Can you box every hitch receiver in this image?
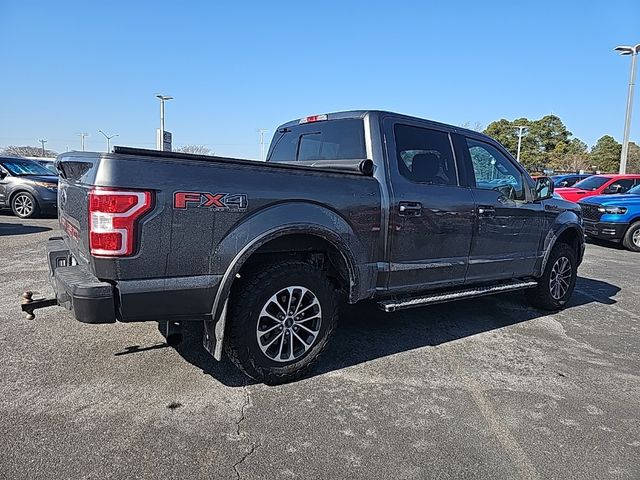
[21,291,58,320]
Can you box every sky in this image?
[0,0,639,159]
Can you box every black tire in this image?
[224,260,339,384]
[11,192,40,219]
[622,221,640,252]
[526,243,577,311]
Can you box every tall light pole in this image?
[615,44,640,174]
[156,94,173,151]
[257,129,268,161]
[38,139,47,156]
[98,130,119,152]
[515,125,527,163]
[77,133,88,151]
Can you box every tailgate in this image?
[56,153,98,265]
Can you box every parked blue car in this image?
[579,183,640,251]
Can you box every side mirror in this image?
[0,170,6,180]
[534,177,554,201]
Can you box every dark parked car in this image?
[551,173,591,188]
[23,110,584,383]
[0,157,58,218]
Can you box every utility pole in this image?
[98,130,119,152]
[38,139,47,156]
[515,125,527,163]
[614,44,640,174]
[257,129,268,161]
[156,94,173,151]
[77,133,88,151]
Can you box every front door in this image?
[385,120,475,292]
[459,135,542,283]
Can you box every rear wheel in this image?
[526,243,577,310]
[622,221,640,252]
[225,260,339,384]
[11,192,40,219]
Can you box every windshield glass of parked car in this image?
[572,176,610,191]
[626,184,640,195]
[0,160,53,176]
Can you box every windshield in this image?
[627,184,640,195]
[573,176,610,191]
[1,159,54,176]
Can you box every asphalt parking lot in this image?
[1,213,639,480]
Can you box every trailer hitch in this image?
[21,291,58,320]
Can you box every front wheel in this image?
[526,243,577,310]
[622,221,640,252]
[225,260,339,384]
[11,192,40,219]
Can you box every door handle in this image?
[399,201,422,216]
[477,205,496,217]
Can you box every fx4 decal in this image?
[174,191,248,211]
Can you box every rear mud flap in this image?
[203,299,228,361]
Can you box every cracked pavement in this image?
[1,213,639,479]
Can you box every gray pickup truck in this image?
[24,110,584,383]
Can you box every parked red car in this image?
[555,174,640,203]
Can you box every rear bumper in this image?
[583,220,628,241]
[47,237,116,323]
[47,237,221,324]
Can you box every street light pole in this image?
[615,44,640,174]
[257,129,268,161]
[38,139,47,156]
[515,125,527,163]
[98,130,119,152]
[77,133,88,151]
[156,94,173,151]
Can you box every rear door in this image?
[384,118,475,292]
[457,134,542,282]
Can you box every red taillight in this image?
[88,188,153,257]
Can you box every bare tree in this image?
[1,145,59,158]
[460,121,484,132]
[173,145,214,156]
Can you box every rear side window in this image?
[268,119,366,163]
[394,124,457,186]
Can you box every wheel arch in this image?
[539,223,584,275]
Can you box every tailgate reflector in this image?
[88,188,152,257]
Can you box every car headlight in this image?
[598,206,627,214]
[33,181,58,191]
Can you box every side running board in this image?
[378,280,538,313]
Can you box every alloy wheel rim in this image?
[633,229,640,247]
[14,195,33,217]
[256,286,322,363]
[549,256,572,300]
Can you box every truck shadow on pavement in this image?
[0,222,52,236]
[168,275,620,387]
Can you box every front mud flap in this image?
[203,299,228,361]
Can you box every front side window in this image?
[268,119,366,163]
[466,138,524,201]
[605,178,635,194]
[394,124,457,186]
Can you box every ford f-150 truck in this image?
[23,111,585,383]
[579,183,640,251]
